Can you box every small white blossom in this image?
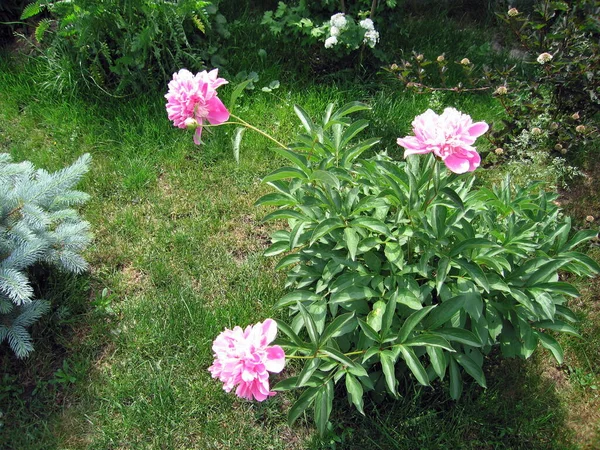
[537,52,553,64]
[330,26,340,37]
[363,30,379,48]
[508,7,519,17]
[330,13,347,30]
[324,36,338,49]
[359,18,374,31]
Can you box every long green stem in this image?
[229,113,289,149]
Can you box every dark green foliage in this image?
[23,0,229,94]
[0,153,92,357]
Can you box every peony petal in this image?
[193,124,203,145]
[264,346,286,373]
[468,121,489,137]
[444,153,473,174]
[261,319,278,345]
[206,96,230,125]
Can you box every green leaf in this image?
[255,192,296,207]
[561,229,598,251]
[367,301,386,332]
[297,301,320,343]
[380,350,398,396]
[274,319,306,348]
[449,357,463,400]
[526,259,568,286]
[330,285,379,305]
[262,167,308,183]
[320,346,366,375]
[427,346,447,379]
[449,238,497,258]
[264,241,289,257]
[341,138,381,166]
[382,291,397,336]
[399,345,430,386]
[262,209,309,222]
[530,282,580,297]
[535,331,564,364]
[294,104,316,134]
[340,119,370,148]
[345,373,365,415]
[358,319,381,342]
[533,319,581,338]
[454,259,490,292]
[423,295,468,330]
[310,217,345,244]
[404,333,455,352]
[350,217,391,237]
[229,79,253,111]
[398,306,435,342]
[440,187,465,211]
[270,147,309,173]
[297,358,321,387]
[320,313,356,343]
[274,253,304,271]
[311,170,340,189]
[275,290,321,308]
[331,102,371,121]
[345,227,359,261]
[385,241,404,269]
[314,381,334,437]
[433,328,482,347]
[454,353,486,388]
[436,256,451,293]
[288,386,320,426]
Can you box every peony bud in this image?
[495,147,504,155]
[586,215,595,223]
[437,55,445,63]
[572,112,580,120]
[390,63,399,71]
[460,58,471,65]
[494,86,508,95]
[576,125,586,133]
[416,54,424,61]
[508,7,519,17]
[531,127,542,135]
[550,122,559,130]
[561,148,568,155]
[554,144,563,151]
[184,118,199,129]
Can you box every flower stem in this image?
[229,113,289,150]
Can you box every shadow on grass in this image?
[0,269,109,450]
[305,354,572,450]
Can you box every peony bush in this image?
[166,69,599,436]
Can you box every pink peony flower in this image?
[397,107,489,174]
[165,68,230,144]
[208,318,286,402]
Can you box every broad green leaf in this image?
[264,241,289,257]
[294,104,316,134]
[530,282,580,297]
[454,259,490,292]
[345,373,365,415]
[290,220,309,249]
[380,350,398,396]
[436,256,451,293]
[382,291,397,335]
[320,346,368,377]
[454,353,486,388]
[275,253,304,271]
[341,138,381,166]
[331,101,371,121]
[340,119,370,148]
[229,79,253,111]
[367,301,386,332]
[274,319,307,348]
[288,385,320,426]
[533,319,581,338]
[561,229,598,251]
[320,313,356,343]
[358,319,381,342]
[345,227,359,261]
[535,331,564,364]
[298,301,320,343]
[270,147,309,173]
[314,381,334,437]
[440,187,465,211]
[262,167,308,183]
[526,259,568,286]
[398,306,435,342]
[310,217,345,244]
[350,217,392,237]
[449,238,497,258]
[255,192,296,207]
[297,358,321,387]
[399,345,430,386]
[274,290,320,308]
[404,333,455,352]
[330,285,379,305]
[449,357,463,400]
[427,346,447,379]
[384,241,404,269]
[423,294,468,330]
[311,170,340,189]
[433,328,482,347]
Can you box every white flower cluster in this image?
[360,17,379,48]
[330,13,347,30]
[324,36,338,48]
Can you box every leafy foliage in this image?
[21,0,229,94]
[0,153,92,358]
[257,103,599,436]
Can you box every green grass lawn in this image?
[1,9,599,449]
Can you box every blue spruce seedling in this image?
[0,153,92,358]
